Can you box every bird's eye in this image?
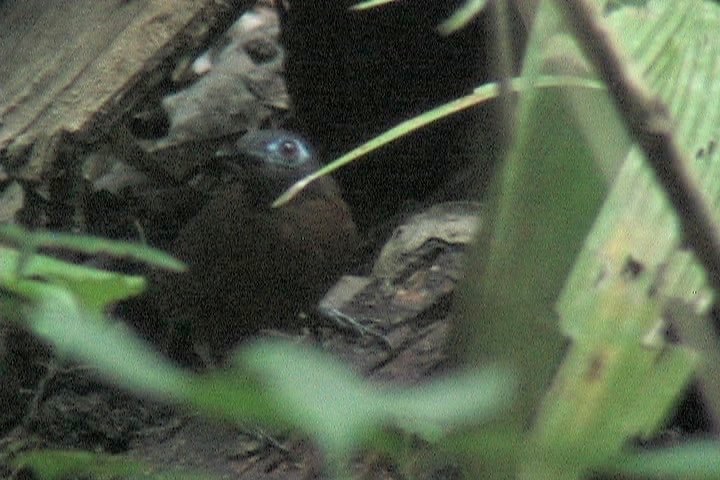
[266,137,310,166]
[278,140,299,159]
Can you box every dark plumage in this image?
[149,130,358,363]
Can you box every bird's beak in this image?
[214,132,263,162]
[214,147,232,158]
[213,140,237,159]
[214,146,264,179]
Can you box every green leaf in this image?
[273,75,603,207]
[534,158,700,463]
[350,0,399,10]
[527,0,720,475]
[29,294,514,473]
[0,246,146,311]
[31,297,191,397]
[453,0,609,426]
[0,223,184,272]
[238,340,515,466]
[12,449,214,480]
[608,441,720,478]
[0,225,185,311]
[437,0,490,35]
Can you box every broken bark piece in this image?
[372,201,482,280]
[0,0,252,182]
[111,3,290,182]
[321,202,482,355]
[159,4,289,149]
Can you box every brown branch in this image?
[558,0,720,297]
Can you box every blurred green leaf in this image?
[239,340,515,466]
[447,0,720,477]
[0,224,184,312]
[453,1,609,430]
[12,449,214,480]
[608,441,720,478]
[31,297,192,397]
[351,0,398,10]
[0,223,185,272]
[0,246,146,312]
[437,0,490,35]
[534,159,700,467]
[29,294,286,427]
[351,0,488,34]
[29,293,514,472]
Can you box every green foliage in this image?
[1,226,513,478]
[25,300,513,476]
[0,224,184,273]
[12,449,213,480]
[351,0,490,35]
[0,224,183,314]
[6,0,720,478]
[609,441,720,478]
[455,0,720,477]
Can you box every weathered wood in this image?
[0,0,251,181]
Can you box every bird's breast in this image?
[154,178,358,358]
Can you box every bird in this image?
[146,129,359,364]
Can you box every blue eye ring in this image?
[266,137,311,166]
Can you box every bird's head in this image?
[215,130,324,202]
